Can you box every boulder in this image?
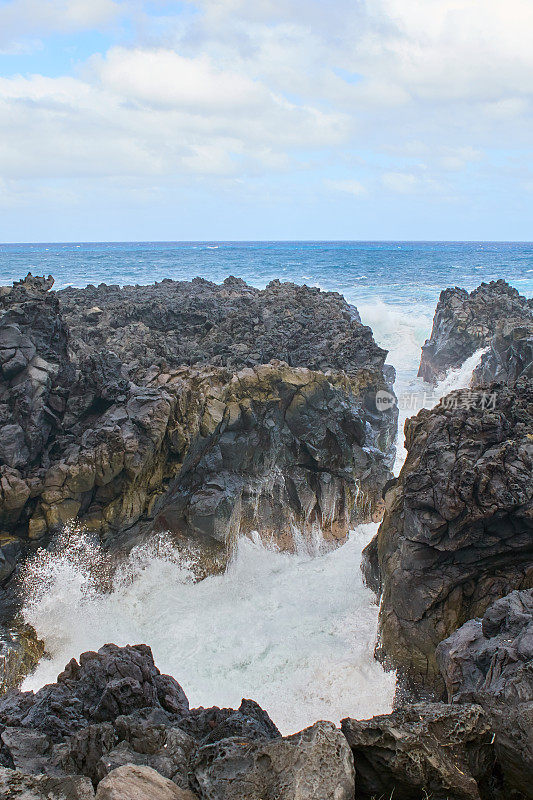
[437,588,533,798]
[95,764,197,800]
[367,378,533,695]
[341,703,495,800]
[192,720,355,800]
[418,280,532,384]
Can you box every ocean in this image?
[8,240,532,732]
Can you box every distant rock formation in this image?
[418,279,532,384]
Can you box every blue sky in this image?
[0,0,532,241]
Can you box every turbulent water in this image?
[9,240,532,733]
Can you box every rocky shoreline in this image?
[0,274,531,798]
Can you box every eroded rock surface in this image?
[418,280,532,384]
[342,703,495,800]
[192,720,355,800]
[437,589,533,798]
[366,378,533,695]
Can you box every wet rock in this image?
[0,765,94,799]
[473,323,533,386]
[368,378,533,695]
[193,720,355,800]
[95,764,197,800]
[418,280,532,384]
[342,702,495,800]
[437,588,533,798]
[0,623,43,695]
[178,699,280,745]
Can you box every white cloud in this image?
[326,179,367,197]
[0,0,531,215]
[0,0,122,45]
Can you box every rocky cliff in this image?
[0,274,397,678]
[366,377,532,696]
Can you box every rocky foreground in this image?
[0,639,524,800]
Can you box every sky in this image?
[0,0,532,241]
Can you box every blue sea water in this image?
[1,240,532,307]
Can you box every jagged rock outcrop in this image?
[418,280,532,384]
[0,644,355,800]
[365,378,533,696]
[342,703,496,800]
[437,589,533,798]
[58,276,388,382]
[0,274,397,637]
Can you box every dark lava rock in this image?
[437,588,533,798]
[365,378,533,695]
[342,702,495,800]
[0,644,189,742]
[418,280,532,384]
[58,276,388,381]
[473,322,533,387]
[0,644,291,798]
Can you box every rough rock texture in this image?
[437,589,533,798]
[95,765,197,800]
[0,766,94,799]
[342,703,495,800]
[192,720,355,800]
[418,280,532,384]
[0,645,357,800]
[58,276,388,381]
[473,322,533,386]
[0,622,43,694]
[366,378,533,695]
[0,274,397,636]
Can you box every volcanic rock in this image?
[437,588,533,798]
[342,702,495,800]
[365,377,533,695]
[418,280,532,384]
